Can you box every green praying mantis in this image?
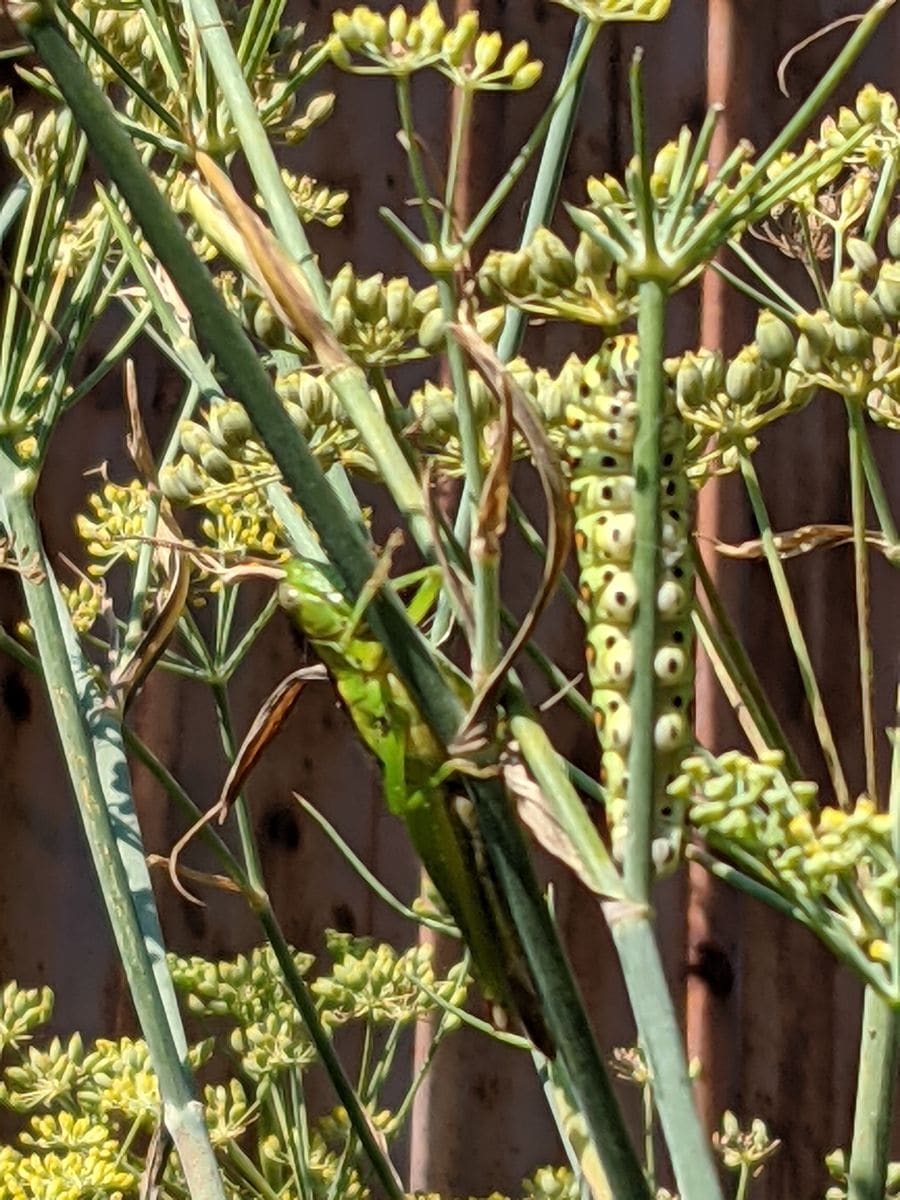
[277,554,554,1056]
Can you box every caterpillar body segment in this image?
[564,338,695,868]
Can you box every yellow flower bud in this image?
[511,61,543,90]
[755,310,795,366]
[846,237,878,278]
[868,939,891,964]
[442,11,479,66]
[388,6,408,42]
[724,348,760,404]
[417,307,446,351]
[474,31,502,73]
[874,261,900,319]
[385,277,412,327]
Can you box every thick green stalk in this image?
[846,990,898,1200]
[0,465,226,1200]
[625,279,667,902]
[466,774,651,1200]
[738,447,850,807]
[609,912,725,1200]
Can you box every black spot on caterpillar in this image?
[564,336,694,868]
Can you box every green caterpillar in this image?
[564,336,694,868]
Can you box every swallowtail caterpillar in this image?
[564,336,694,869]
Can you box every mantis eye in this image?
[277,582,301,610]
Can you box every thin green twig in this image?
[738,445,850,806]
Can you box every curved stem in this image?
[846,402,877,801]
[738,446,850,807]
[464,18,598,250]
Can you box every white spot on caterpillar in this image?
[599,571,638,621]
[656,579,687,615]
[654,646,687,681]
[654,711,687,751]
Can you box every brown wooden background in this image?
[1,2,898,1197]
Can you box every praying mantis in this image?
[277,554,553,1055]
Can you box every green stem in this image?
[463,18,598,250]
[496,17,596,362]
[738,446,850,807]
[625,279,667,902]
[186,0,433,554]
[443,85,473,243]
[185,0,326,306]
[628,54,657,265]
[254,903,405,1200]
[434,19,597,647]
[735,1163,751,1200]
[509,708,622,898]
[846,990,899,1200]
[211,681,265,891]
[846,684,900,1198]
[0,464,226,1200]
[394,75,497,677]
[692,548,801,776]
[395,75,442,246]
[292,792,458,936]
[608,911,725,1200]
[854,402,899,549]
[846,403,877,801]
[642,1077,655,1189]
[468,774,651,1200]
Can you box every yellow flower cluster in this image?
[329,4,542,92]
[676,750,896,966]
[312,931,469,1027]
[551,0,670,24]
[75,480,151,574]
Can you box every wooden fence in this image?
[1,2,898,1197]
